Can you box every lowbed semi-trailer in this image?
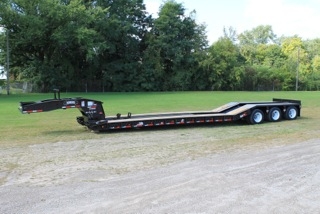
[19,90,301,132]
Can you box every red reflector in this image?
[27,110,43,113]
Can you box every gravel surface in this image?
[1,129,320,214]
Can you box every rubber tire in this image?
[284,106,298,120]
[267,107,282,122]
[247,109,264,124]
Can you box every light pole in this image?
[295,47,300,92]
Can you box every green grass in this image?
[1,91,319,147]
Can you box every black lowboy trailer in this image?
[19,90,301,132]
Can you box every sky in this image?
[144,0,320,44]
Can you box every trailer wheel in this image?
[247,109,264,124]
[285,106,298,120]
[267,107,282,122]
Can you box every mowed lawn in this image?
[0,91,319,147]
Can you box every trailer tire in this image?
[247,109,264,124]
[284,106,298,120]
[267,107,282,122]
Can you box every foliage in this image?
[0,0,108,92]
[94,0,152,92]
[143,0,208,91]
[0,1,320,92]
[200,37,244,90]
[238,25,278,65]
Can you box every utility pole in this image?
[6,28,10,95]
[295,47,300,91]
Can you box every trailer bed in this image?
[95,99,301,131]
[19,91,301,132]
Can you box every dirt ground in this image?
[1,127,320,214]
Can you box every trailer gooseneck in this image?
[19,90,301,132]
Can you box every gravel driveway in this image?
[1,128,320,214]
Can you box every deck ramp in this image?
[226,104,256,115]
[211,102,240,113]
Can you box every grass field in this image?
[1,91,319,147]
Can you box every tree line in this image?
[0,0,320,92]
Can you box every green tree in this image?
[237,25,295,91]
[143,0,208,91]
[201,37,245,90]
[223,26,237,43]
[0,0,107,92]
[308,55,320,90]
[303,39,320,90]
[94,0,152,92]
[238,25,277,65]
[251,44,289,90]
[281,36,311,90]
